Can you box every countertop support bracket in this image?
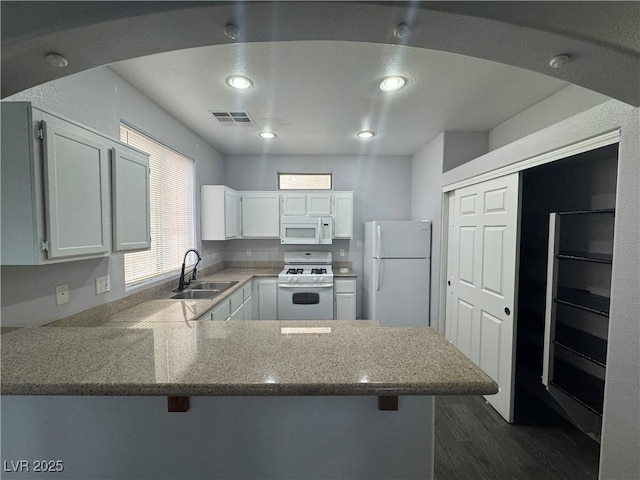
[168,396,189,413]
[378,396,399,411]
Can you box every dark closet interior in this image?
[514,143,619,446]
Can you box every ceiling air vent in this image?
[210,111,254,127]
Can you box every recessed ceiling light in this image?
[259,131,276,139]
[379,76,406,92]
[393,23,411,39]
[225,75,253,90]
[224,23,240,40]
[549,54,571,69]
[46,53,68,68]
[357,130,375,139]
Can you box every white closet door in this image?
[446,172,520,422]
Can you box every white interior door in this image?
[446,173,520,422]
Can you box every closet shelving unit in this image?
[542,209,614,439]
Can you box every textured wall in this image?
[411,134,445,330]
[223,154,413,319]
[1,67,226,327]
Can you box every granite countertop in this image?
[1,321,497,396]
[333,267,357,277]
[1,267,497,397]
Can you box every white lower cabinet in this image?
[229,289,244,320]
[210,299,231,321]
[334,279,356,320]
[205,281,253,321]
[242,282,253,320]
[256,278,278,320]
[230,303,243,321]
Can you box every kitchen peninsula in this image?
[1,269,497,480]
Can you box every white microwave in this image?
[281,216,333,244]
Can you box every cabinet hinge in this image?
[41,240,49,252]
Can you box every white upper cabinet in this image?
[281,192,332,215]
[307,193,332,215]
[225,189,239,238]
[42,114,111,259]
[0,102,127,264]
[333,192,353,239]
[281,193,306,215]
[201,187,353,241]
[201,186,240,240]
[241,192,280,238]
[111,145,150,251]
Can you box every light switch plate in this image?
[56,284,69,305]
[96,275,111,294]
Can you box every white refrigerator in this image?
[363,220,431,327]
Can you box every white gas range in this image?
[277,252,334,320]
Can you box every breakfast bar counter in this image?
[1,320,496,397]
[1,269,497,480]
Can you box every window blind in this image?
[120,125,195,285]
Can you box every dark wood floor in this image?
[434,395,600,480]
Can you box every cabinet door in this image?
[257,278,278,319]
[241,193,280,237]
[230,304,244,321]
[201,185,238,240]
[307,193,332,215]
[281,193,306,215]
[243,296,253,320]
[111,146,150,251]
[211,299,231,320]
[224,189,239,238]
[333,192,353,238]
[335,293,356,320]
[335,279,356,320]
[42,117,110,258]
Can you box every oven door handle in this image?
[278,283,334,288]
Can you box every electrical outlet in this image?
[339,249,345,257]
[96,275,111,294]
[56,284,69,305]
[246,249,251,257]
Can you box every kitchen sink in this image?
[169,290,221,300]
[190,281,238,291]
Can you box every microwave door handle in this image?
[316,217,322,243]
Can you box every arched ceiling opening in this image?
[2,1,639,105]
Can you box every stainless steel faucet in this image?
[173,249,202,292]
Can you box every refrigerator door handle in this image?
[376,258,382,291]
[376,224,382,258]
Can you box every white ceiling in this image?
[110,41,570,156]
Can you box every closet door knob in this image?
[504,307,511,316]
